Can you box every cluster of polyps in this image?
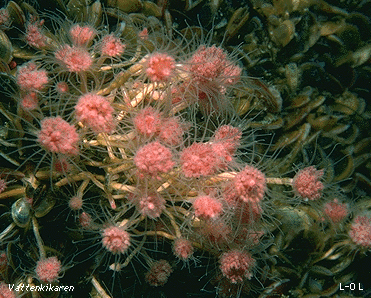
[1,10,360,298]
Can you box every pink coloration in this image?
[235,201,263,225]
[145,52,175,82]
[180,142,217,178]
[53,157,71,173]
[17,62,48,91]
[137,194,166,218]
[193,195,223,219]
[69,24,96,46]
[35,256,61,283]
[100,34,126,57]
[201,219,231,244]
[102,226,130,254]
[69,196,83,211]
[233,165,266,203]
[38,116,79,156]
[0,179,7,194]
[134,141,174,179]
[75,93,115,133]
[145,259,173,286]
[211,142,234,169]
[293,166,324,200]
[0,282,15,298]
[188,45,241,85]
[349,215,371,248]
[138,28,148,39]
[173,238,193,261]
[9,61,17,70]
[21,92,38,110]
[55,45,92,72]
[134,106,162,136]
[79,212,92,228]
[220,250,255,283]
[189,45,227,82]
[0,251,7,272]
[223,183,240,207]
[223,64,242,85]
[323,199,348,224]
[56,81,69,93]
[213,125,242,153]
[0,8,10,28]
[26,19,47,49]
[158,117,185,146]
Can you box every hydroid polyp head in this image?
[37,116,79,156]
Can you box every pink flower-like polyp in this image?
[0,282,16,298]
[145,260,173,286]
[324,199,348,224]
[35,257,61,283]
[75,93,115,133]
[220,250,255,283]
[293,166,324,200]
[158,117,184,146]
[193,195,223,219]
[17,62,48,91]
[37,116,79,155]
[100,34,125,57]
[173,238,193,261]
[134,141,174,179]
[146,53,175,82]
[26,20,47,49]
[233,165,266,203]
[133,106,162,136]
[181,142,217,178]
[55,45,92,72]
[69,24,96,46]
[349,215,371,248]
[102,226,130,254]
[138,195,166,218]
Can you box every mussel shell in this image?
[11,198,31,228]
[34,195,56,218]
[28,184,56,218]
[6,1,26,27]
[0,29,13,64]
[89,0,103,28]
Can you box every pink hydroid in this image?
[100,34,126,57]
[349,215,371,248]
[220,250,255,283]
[37,116,79,155]
[35,257,61,283]
[75,93,115,133]
[293,166,324,200]
[145,260,173,286]
[69,24,96,46]
[102,226,131,254]
[233,165,266,203]
[145,53,175,82]
[17,62,48,91]
[193,195,223,219]
[134,141,174,179]
[180,142,217,178]
[55,45,92,72]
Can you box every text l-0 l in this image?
[339,283,364,291]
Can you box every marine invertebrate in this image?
[0,2,369,298]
